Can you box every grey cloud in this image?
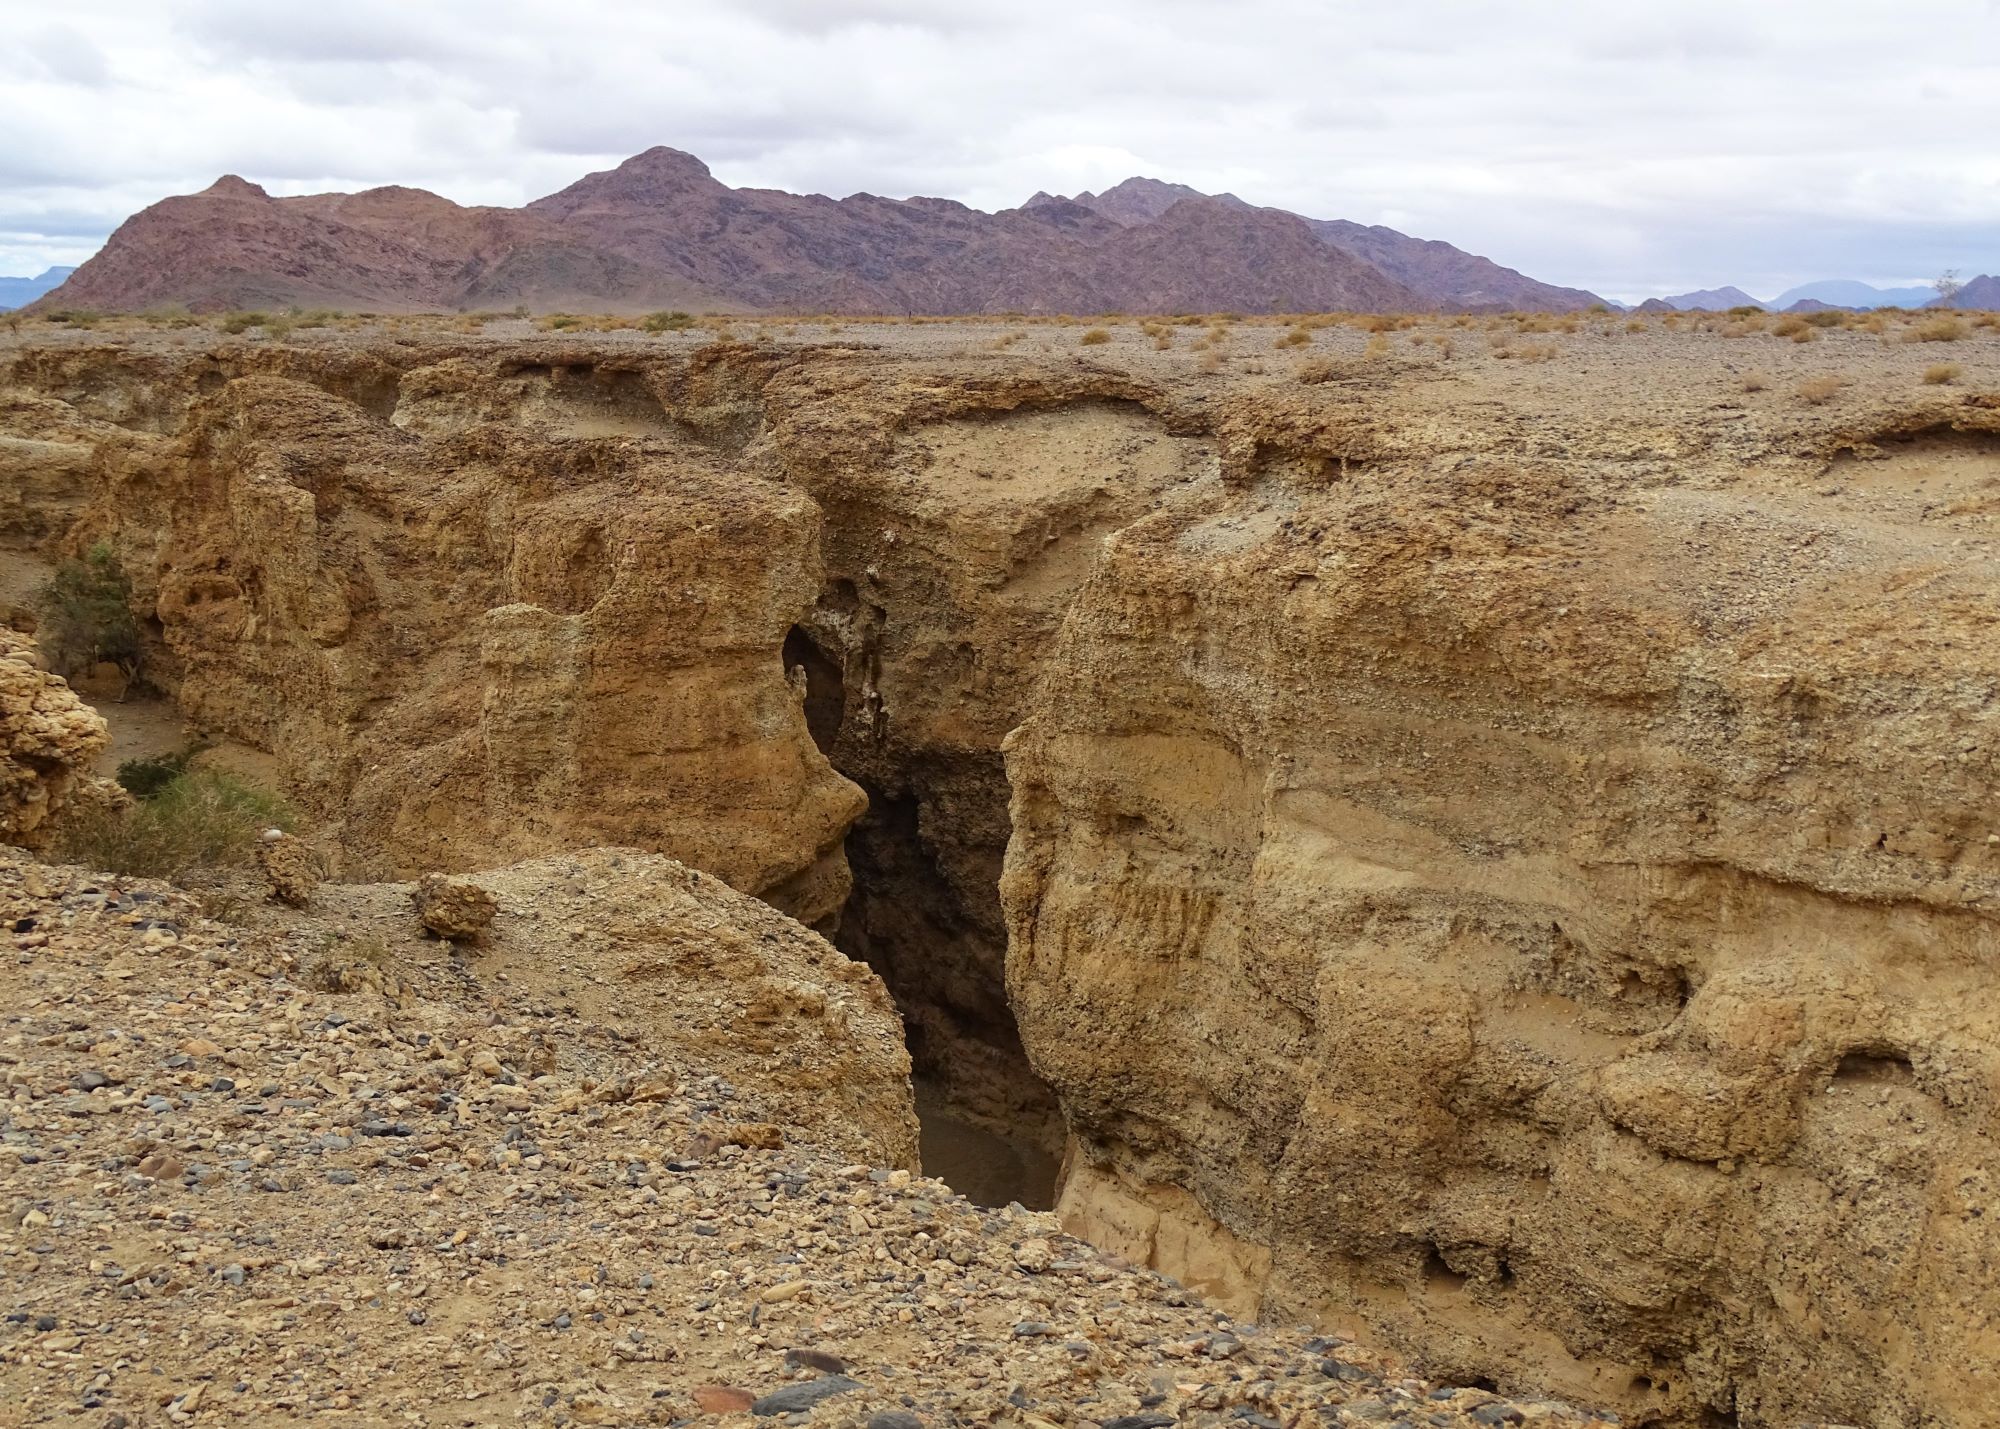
[0,0,1994,294]
[21,25,112,85]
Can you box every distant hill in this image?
[1774,279,1937,310]
[36,147,1600,317]
[1658,286,1762,311]
[1038,178,1602,312]
[0,267,77,311]
[1930,274,2000,309]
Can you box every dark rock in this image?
[1102,1416,1177,1429]
[752,1375,861,1415]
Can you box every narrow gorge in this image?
[5,323,1999,1428]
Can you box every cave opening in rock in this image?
[784,621,1063,1210]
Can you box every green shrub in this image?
[115,743,208,800]
[34,542,142,682]
[218,311,270,334]
[641,310,696,332]
[55,768,295,880]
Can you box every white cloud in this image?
[2,0,1996,297]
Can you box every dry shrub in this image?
[1741,371,1771,392]
[1198,350,1223,374]
[1790,326,1818,344]
[1275,327,1312,349]
[1771,316,1809,337]
[1923,363,1963,385]
[1496,341,1557,362]
[1797,376,1845,406]
[1908,316,1967,343]
[1625,318,1646,333]
[1154,332,1174,350]
[1974,313,1997,329]
[1364,335,1391,358]
[54,768,296,881]
[1296,356,1339,384]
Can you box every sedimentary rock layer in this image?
[1003,428,2000,1427]
[7,323,2000,1426]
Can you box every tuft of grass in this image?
[53,768,296,881]
[641,310,696,333]
[218,311,270,334]
[1797,376,1845,406]
[1079,327,1112,346]
[1740,371,1771,392]
[1923,363,1963,386]
[1907,316,1967,343]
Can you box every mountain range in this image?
[1651,278,1957,311]
[30,148,1603,317]
[0,267,76,311]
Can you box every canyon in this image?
[4,312,2000,1427]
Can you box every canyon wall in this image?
[1,343,863,925]
[8,330,2000,1426]
[1002,427,2000,1427]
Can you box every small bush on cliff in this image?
[642,310,696,332]
[34,543,142,685]
[1079,327,1112,345]
[218,311,270,334]
[55,767,295,880]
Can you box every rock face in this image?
[9,344,865,923]
[8,324,2000,1427]
[0,627,110,847]
[1003,425,2000,1426]
[28,144,1613,317]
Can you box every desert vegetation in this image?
[55,759,296,880]
[33,542,142,688]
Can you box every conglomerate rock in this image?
[0,627,110,848]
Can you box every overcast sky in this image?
[5,0,1998,301]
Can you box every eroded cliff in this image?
[1003,428,2000,1427]
[6,319,2000,1426]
